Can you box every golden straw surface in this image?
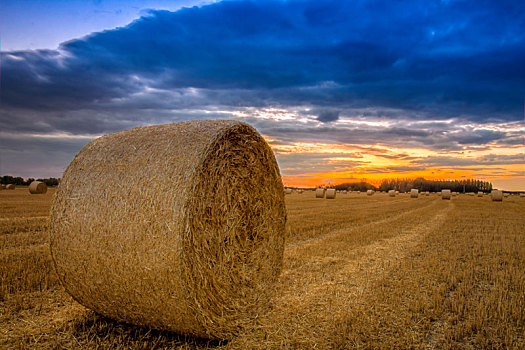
[29,181,47,194]
[49,120,286,340]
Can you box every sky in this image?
[1,0,524,190]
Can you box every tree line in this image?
[1,175,60,187]
[378,177,492,193]
[328,177,493,193]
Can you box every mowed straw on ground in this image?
[1,188,524,349]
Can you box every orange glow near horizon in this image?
[267,140,525,190]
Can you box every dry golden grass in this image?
[1,188,524,349]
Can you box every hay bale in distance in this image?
[503,193,509,197]
[29,181,47,194]
[410,189,419,198]
[477,192,483,197]
[49,120,286,340]
[367,189,374,196]
[6,184,15,190]
[520,193,525,197]
[284,188,292,195]
[315,188,325,198]
[388,190,395,197]
[325,188,336,199]
[491,190,503,201]
[442,189,451,200]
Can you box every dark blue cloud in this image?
[2,0,525,123]
[317,110,340,123]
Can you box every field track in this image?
[1,188,524,349]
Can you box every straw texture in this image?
[29,181,47,194]
[49,120,286,340]
[325,188,336,199]
[491,190,503,201]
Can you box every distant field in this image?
[1,188,524,349]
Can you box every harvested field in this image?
[1,187,524,349]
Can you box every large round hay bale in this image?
[367,190,374,196]
[6,184,15,190]
[491,190,503,201]
[477,192,483,197]
[29,181,47,194]
[315,188,325,198]
[442,189,451,200]
[49,120,286,340]
[325,188,336,199]
[388,190,395,197]
[410,189,419,198]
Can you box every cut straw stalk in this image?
[49,120,286,340]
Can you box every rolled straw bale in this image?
[388,190,395,197]
[520,193,525,197]
[325,188,336,199]
[49,120,286,340]
[442,189,451,200]
[315,188,325,198]
[367,189,374,196]
[410,189,419,198]
[477,192,483,197]
[395,190,399,195]
[452,192,458,196]
[491,190,503,201]
[503,193,509,197]
[0,184,4,190]
[6,184,15,190]
[438,192,442,196]
[297,189,303,194]
[284,188,292,195]
[29,181,47,194]
[425,191,430,196]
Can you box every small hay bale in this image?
[452,192,458,196]
[503,193,509,197]
[442,189,451,200]
[325,188,336,199]
[425,191,430,196]
[477,192,483,197]
[29,181,47,194]
[410,189,419,198]
[6,184,15,190]
[297,189,303,194]
[520,193,525,197]
[49,120,286,340]
[491,190,503,201]
[388,190,395,197]
[367,190,374,196]
[284,188,293,195]
[315,188,325,198]
[395,190,399,195]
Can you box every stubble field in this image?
[1,187,524,349]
